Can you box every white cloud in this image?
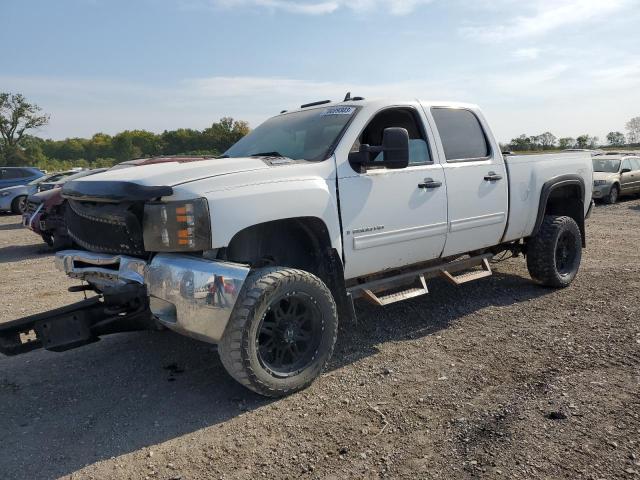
[461,0,630,41]
[512,48,541,60]
[206,0,434,15]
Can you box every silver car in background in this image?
[592,155,640,204]
[0,171,75,214]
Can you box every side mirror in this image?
[348,127,410,171]
[621,168,631,174]
[380,127,410,169]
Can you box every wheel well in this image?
[222,217,353,322]
[222,217,332,273]
[536,183,586,247]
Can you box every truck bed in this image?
[502,152,593,242]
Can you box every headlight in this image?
[0,191,10,197]
[593,180,608,186]
[143,198,211,252]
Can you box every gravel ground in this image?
[0,200,639,480]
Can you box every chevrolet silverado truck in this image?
[0,97,594,397]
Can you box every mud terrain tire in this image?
[527,215,582,288]
[219,267,338,397]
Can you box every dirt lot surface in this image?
[1,200,639,480]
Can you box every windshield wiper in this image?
[249,151,287,158]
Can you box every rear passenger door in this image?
[425,106,508,257]
[629,158,640,193]
[619,158,636,194]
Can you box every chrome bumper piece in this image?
[55,250,250,344]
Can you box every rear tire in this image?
[526,215,582,288]
[604,185,619,204]
[11,195,27,214]
[218,267,338,397]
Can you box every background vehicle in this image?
[592,155,640,204]
[37,169,88,192]
[23,168,108,248]
[0,98,593,397]
[0,167,44,189]
[0,171,71,214]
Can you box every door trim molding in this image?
[449,212,506,233]
[353,222,448,250]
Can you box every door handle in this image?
[418,178,442,189]
[484,172,503,181]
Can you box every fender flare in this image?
[531,174,586,246]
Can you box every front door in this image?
[426,106,509,257]
[338,107,448,280]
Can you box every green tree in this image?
[558,137,576,149]
[537,132,557,149]
[575,135,598,149]
[606,131,626,146]
[0,93,50,165]
[112,132,134,162]
[509,134,533,151]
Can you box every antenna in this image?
[343,92,351,101]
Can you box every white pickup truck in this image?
[0,97,593,397]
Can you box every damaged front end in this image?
[0,251,250,356]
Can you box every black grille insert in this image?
[65,200,146,256]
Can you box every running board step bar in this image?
[347,253,494,307]
[361,275,429,306]
[440,258,492,286]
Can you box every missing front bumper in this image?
[56,250,250,344]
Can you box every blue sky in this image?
[2,0,639,143]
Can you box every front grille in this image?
[26,200,40,215]
[65,200,146,256]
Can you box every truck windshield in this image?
[224,106,358,161]
[592,159,621,173]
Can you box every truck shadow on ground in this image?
[0,243,51,263]
[0,270,552,480]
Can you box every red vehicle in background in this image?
[23,187,70,248]
[23,168,107,249]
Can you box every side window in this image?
[621,159,632,172]
[630,158,640,171]
[351,108,431,166]
[431,108,490,161]
[2,169,22,180]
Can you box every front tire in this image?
[218,267,338,397]
[11,195,27,214]
[604,184,619,204]
[526,215,582,288]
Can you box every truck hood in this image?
[75,157,270,187]
[593,171,619,182]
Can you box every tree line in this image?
[502,117,640,152]
[2,92,640,171]
[0,92,249,171]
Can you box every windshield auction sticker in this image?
[321,106,356,116]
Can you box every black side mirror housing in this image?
[380,127,410,169]
[621,168,631,174]
[348,127,410,171]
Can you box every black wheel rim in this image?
[555,231,578,276]
[256,292,323,378]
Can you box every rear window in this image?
[431,108,490,161]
